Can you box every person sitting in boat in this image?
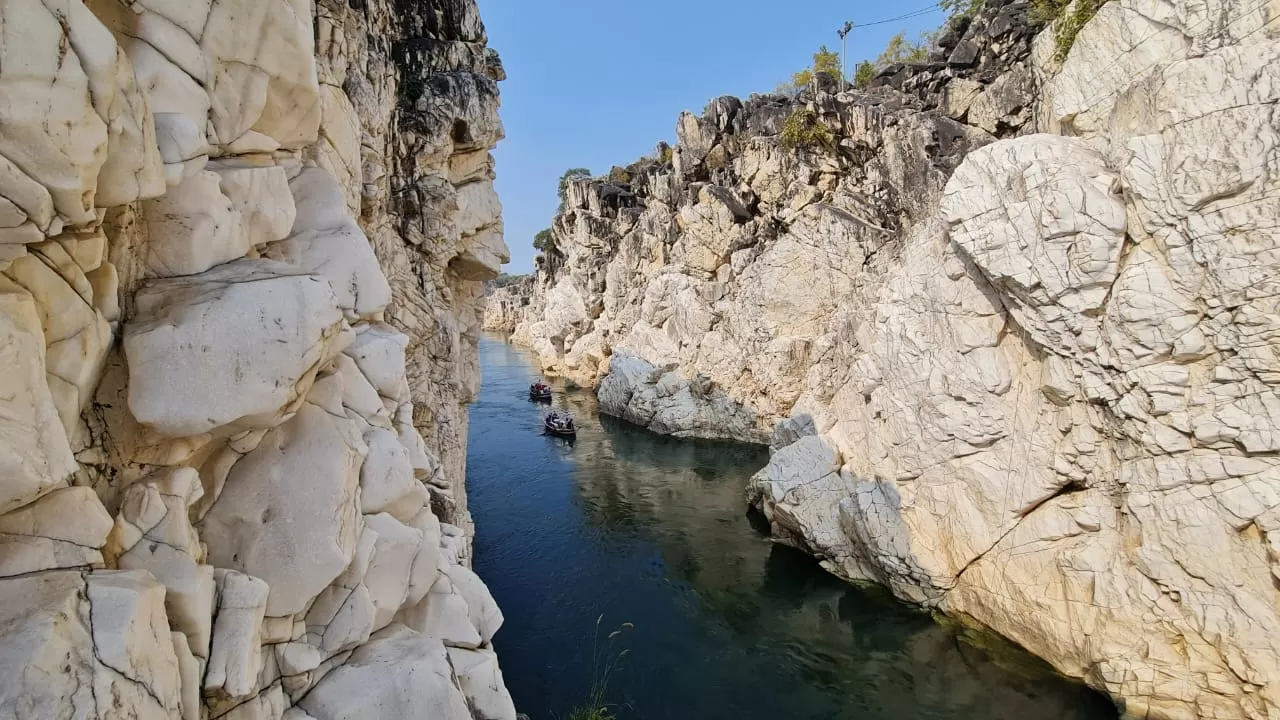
[545,409,575,433]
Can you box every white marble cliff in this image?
[0,0,514,718]
[501,0,1280,717]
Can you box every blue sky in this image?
[483,1,947,273]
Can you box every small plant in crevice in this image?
[1032,0,1112,60]
[780,108,835,151]
[563,615,634,720]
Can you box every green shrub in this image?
[812,45,842,81]
[658,145,673,164]
[607,166,631,184]
[780,108,834,151]
[790,68,814,91]
[853,61,877,89]
[1029,0,1070,23]
[533,228,555,254]
[783,44,845,95]
[876,32,927,65]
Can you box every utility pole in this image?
[838,21,854,92]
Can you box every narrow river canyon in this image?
[469,335,1117,720]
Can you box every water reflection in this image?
[467,335,1117,720]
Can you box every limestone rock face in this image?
[0,292,79,513]
[501,0,1280,717]
[597,352,759,440]
[0,0,514,718]
[298,626,472,720]
[0,487,112,579]
[481,275,533,334]
[506,14,1017,443]
[124,259,345,437]
[199,399,366,617]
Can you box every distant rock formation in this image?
[483,274,534,333]
[0,0,515,718]
[498,0,1280,717]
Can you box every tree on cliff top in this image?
[779,45,843,95]
[877,32,929,65]
[850,32,929,89]
[557,167,592,214]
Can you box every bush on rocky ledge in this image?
[780,108,835,151]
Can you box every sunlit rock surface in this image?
[501,0,1280,716]
[0,0,513,718]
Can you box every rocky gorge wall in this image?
[502,0,1280,717]
[483,275,534,334]
[0,0,516,719]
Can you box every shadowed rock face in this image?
[0,0,513,718]
[499,0,1280,717]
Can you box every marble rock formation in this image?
[501,0,1280,717]
[0,0,514,718]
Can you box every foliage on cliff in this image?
[780,108,834,150]
[534,228,556,255]
[778,45,843,95]
[1033,0,1112,59]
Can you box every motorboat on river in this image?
[544,409,576,436]
[529,382,552,401]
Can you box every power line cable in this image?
[847,4,945,29]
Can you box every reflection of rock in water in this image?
[566,389,1113,720]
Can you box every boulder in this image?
[214,163,298,247]
[0,0,163,233]
[86,570,186,717]
[141,169,245,278]
[264,168,391,319]
[202,0,322,150]
[300,525,377,658]
[124,258,344,437]
[941,134,1126,350]
[447,647,518,720]
[337,353,387,422]
[3,247,114,439]
[205,569,269,699]
[443,562,503,645]
[0,486,112,579]
[394,573,482,650]
[343,323,410,400]
[362,513,427,630]
[108,468,216,658]
[0,292,76,514]
[360,427,429,521]
[200,398,366,617]
[298,625,472,720]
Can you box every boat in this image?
[529,382,552,401]
[544,409,576,436]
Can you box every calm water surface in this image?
[467,334,1118,720]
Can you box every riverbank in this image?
[467,334,1116,720]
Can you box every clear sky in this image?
[483,1,948,274]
